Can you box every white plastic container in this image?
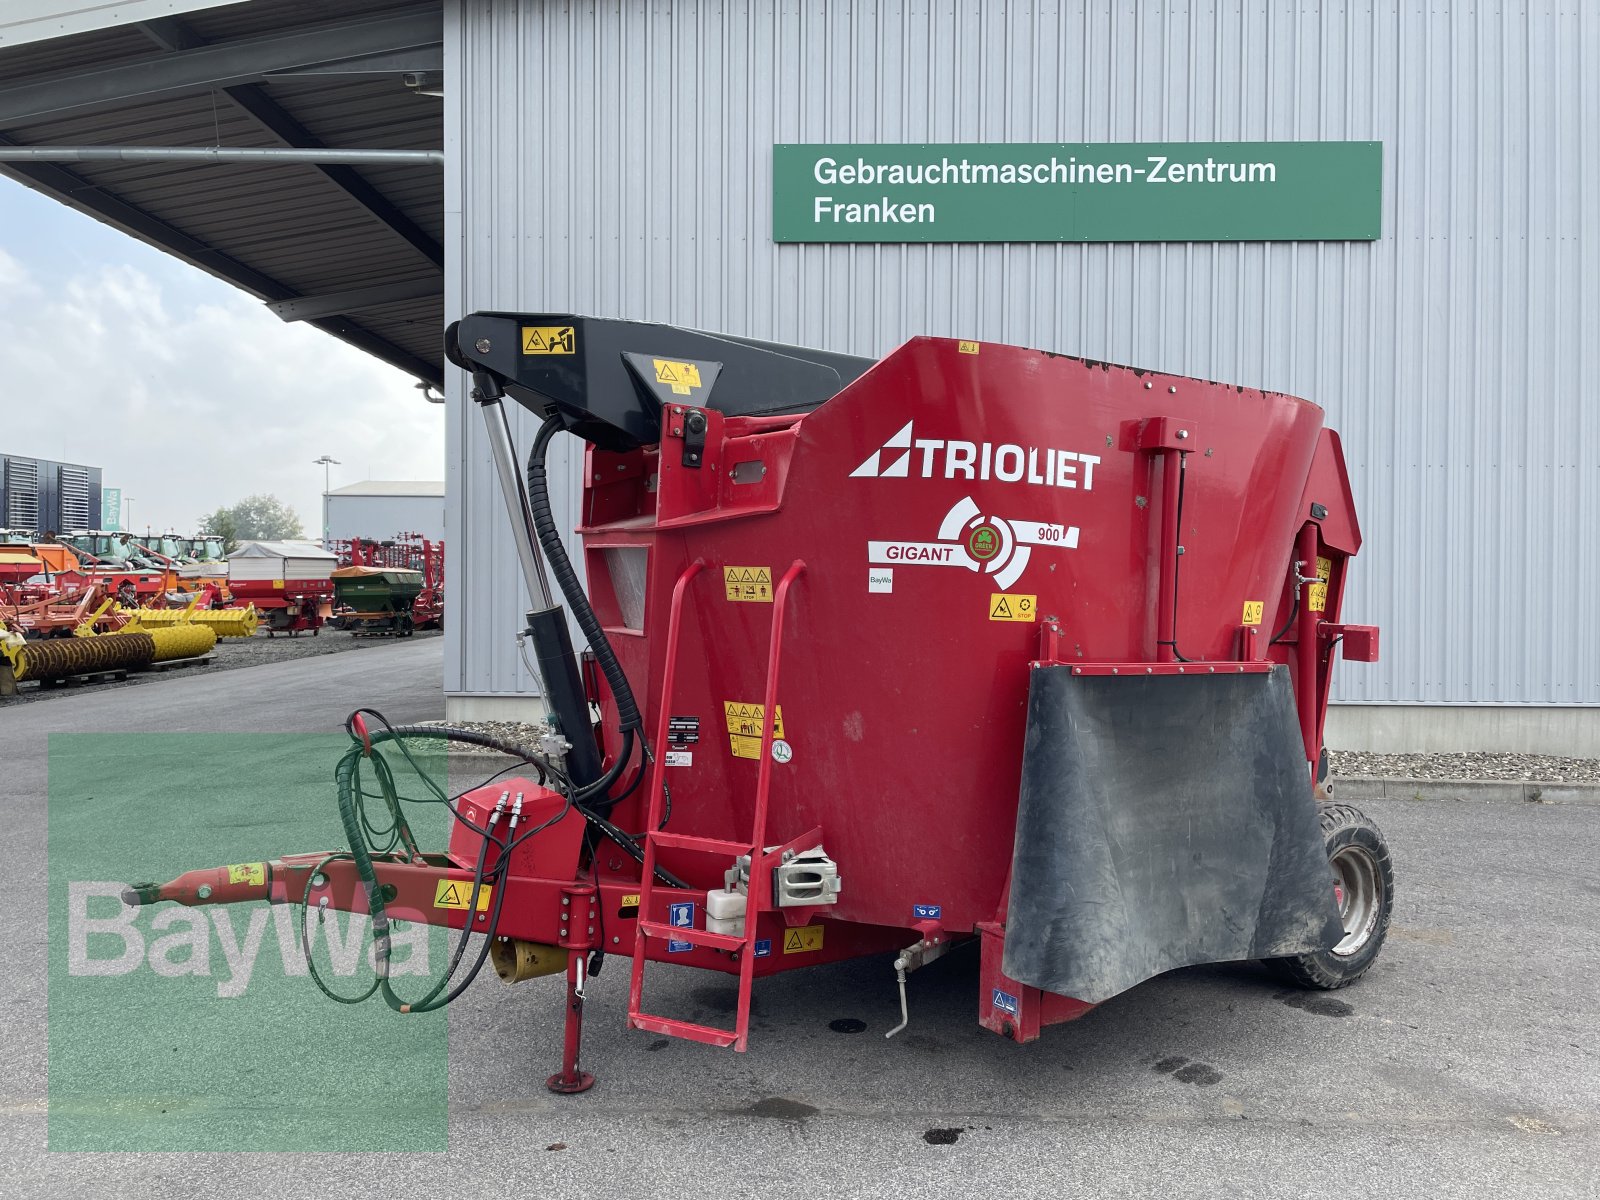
[704,888,747,936]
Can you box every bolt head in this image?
[474,338,492,353]
[1177,429,1189,439]
[197,884,212,899]
[1168,385,1177,394]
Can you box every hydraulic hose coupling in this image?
[397,793,507,1014]
[350,712,373,756]
[367,878,392,968]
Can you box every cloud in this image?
[0,248,442,535]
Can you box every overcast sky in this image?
[0,177,444,537]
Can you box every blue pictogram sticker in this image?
[992,988,1020,1016]
[668,901,694,928]
[913,904,942,920]
[668,939,693,953]
[754,938,772,958]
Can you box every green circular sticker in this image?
[967,523,1001,561]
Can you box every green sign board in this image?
[773,142,1381,243]
[101,486,122,532]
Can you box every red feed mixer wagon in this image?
[126,314,1391,1093]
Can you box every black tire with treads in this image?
[1265,802,1393,989]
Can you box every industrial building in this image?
[0,2,1593,752]
[0,451,102,534]
[324,479,445,544]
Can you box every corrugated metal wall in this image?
[444,0,1599,707]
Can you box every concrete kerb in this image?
[1336,776,1600,806]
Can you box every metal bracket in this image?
[681,408,708,468]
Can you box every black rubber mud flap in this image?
[1001,665,1343,1004]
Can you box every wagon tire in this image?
[1265,803,1393,990]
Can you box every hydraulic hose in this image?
[322,713,688,1014]
[526,416,642,735]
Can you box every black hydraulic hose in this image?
[350,716,686,886]
[577,727,633,804]
[384,800,511,1014]
[1269,593,1300,645]
[375,720,549,783]
[308,715,687,1017]
[526,416,642,734]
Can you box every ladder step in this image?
[648,830,751,856]
[629,1012,739,1048]
[637,920,747,952]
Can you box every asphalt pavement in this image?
[2,638,1596,1197]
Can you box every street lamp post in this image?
[313,456,340,541]
[124,497,134,534]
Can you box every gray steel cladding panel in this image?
[444,1,1598,705]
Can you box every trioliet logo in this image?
[849,421,1101,490]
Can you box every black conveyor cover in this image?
[1002,666,1343,1004]
[446,313,874,452]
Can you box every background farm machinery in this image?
[225,541,335,637]
[0,533,255,694]
[327,534,445,634]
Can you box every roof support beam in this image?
[123,18,445,270]
[0,6,441,128]
[266,277,444,323]
[0,145,442,167]
[133,18,204,53]
[0,140,443,386]
[222,83,444,268]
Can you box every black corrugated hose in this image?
[526,415,643,735]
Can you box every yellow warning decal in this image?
[1241,600,1265,626]
[723,565,773,603]
[1307,556,1332,613]
[620,893,641,909]
[272,579,284,589]
[433,880,493,911]
[226,862,266,887]
[783,925,824,954]
[988,593,1037,622]
[653,358,703,395]
[728,735,761,760]
[957,340,980,355]
[521,325,575,355]
[723,701,784,738]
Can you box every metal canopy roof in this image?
[0,0,445,385]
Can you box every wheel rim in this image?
[1330,843,1384,957]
